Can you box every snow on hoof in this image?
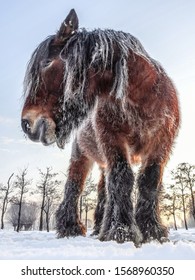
[99,225,140,244]
[56,223,86,239]
[141,226,168,244]
[90,229,100,237]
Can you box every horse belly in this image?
[77,118,107,168]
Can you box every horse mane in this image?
[24,28,164,102]
[61,28,156,100]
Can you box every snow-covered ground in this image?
[0,228,195,260]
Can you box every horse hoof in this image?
[138,223,168,244]
[99,225,137,244]
[90,229,100,237]
[113,227,127,243]
[56,223,86,238]
[160,236,170,243]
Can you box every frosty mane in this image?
[24,28,161,102]
[61,28,152,99]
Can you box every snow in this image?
[0,228,195,260]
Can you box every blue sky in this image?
[0,0,195,184]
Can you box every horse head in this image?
[21,9,79,148]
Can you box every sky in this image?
[0,0,195,186]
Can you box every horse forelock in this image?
[23,35,55,100]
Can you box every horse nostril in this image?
[21,119,31,134]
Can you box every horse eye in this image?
[41,59,53,68]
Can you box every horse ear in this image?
[57,9,79,41]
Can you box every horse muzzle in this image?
[21,117,56,146]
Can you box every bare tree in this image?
[178,163,195,221]
[83,197,96,228]
[171,164,191,230]
[21,202,38,230]
[8,202,37,230]
[37,167,50,231]
[161,185,180,230]
[37,167,62,231]
[14,168,31,232]
[44,183,62,232]
[8,203,20,231]
[80,174,97,228]
[0,173,14,229]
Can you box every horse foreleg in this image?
[135,162,168,243]
[56,146,92,238]
[91,169,106,236]
[99,152,140,244]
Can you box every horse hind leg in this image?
[135,161,168,243]
[91,169,106,236]
[56,141,92,238]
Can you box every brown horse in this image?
[21,9,180,244]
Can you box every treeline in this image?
[0,167,97,232]
[0,162,194,232]
[161,163,195,229]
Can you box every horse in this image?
[21,9,180,244]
